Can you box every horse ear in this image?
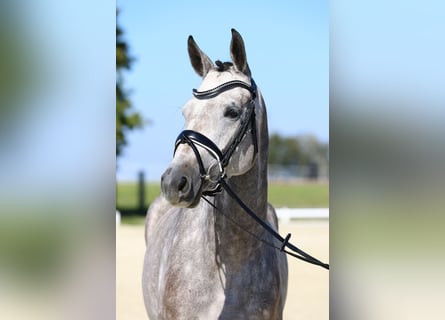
[188,35,213,78]
[230,28,250,75]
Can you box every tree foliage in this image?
[116,9,143,157]
[0,3,38,138]
[268,133,328,166]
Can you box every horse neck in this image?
[213,95,269,260]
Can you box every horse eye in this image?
[224,107,241,119]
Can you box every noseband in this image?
[174,79,258,196]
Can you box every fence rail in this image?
[276,208,329,223]
[268,164,329,182]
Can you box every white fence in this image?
[116,208,328,226]
[276,208,329,223]
[268,164,329,182]
[116,210,121,225]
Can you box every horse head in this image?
[161,29,261,208]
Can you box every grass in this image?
[267,182,329,208]
[120,215,146,225]
[117,181,328,210]
[116,182,161,209]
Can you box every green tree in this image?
[298,134,329,166]
[268,133,328,166]
[116,9,143,157]
[269,133,305,165]
[0,3,39,139]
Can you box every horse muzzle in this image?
[161,165,201,208]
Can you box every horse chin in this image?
[168,194,201,209]
[185,195,202,208]
[165,189,202,208]
[183,185,204,208]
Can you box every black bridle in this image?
[174,78,329,270]
[174,79,258,196]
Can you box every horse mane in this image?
[215,60,233,72]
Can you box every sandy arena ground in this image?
[117,220,329,319]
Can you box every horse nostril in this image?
[178,176,188,192]
[161,167,172,182]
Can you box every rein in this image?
[175,78,329,270]
[215,180,329,270]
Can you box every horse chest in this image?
[146,214,282,319]
[159,257,281,320]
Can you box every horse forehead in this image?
[183,80,250,116]
[198,69,249,91]
[182,98,217,119]
[182,69,252,118]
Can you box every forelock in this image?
[215,60,233,72]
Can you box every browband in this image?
[193,79,257,100]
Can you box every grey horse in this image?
[143,29,288,320]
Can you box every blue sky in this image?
[116,1,328,181]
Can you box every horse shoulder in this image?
[145,195,172,245]
[266,202,279,231]
[266,202,288,315]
